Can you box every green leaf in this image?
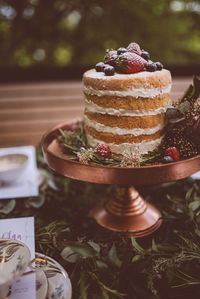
[179,101,190,113]
[132,254,142,263]
[152,238,158,252]
[79,272,88,299]
[188,201,200,212]
[131,236,144,253]
[0,199,16,214]
[96,260,108,269]
[65,242,97,258]
[186,187,194,200]
[87,241,100,253]
[108,244,122,268]
[60,246,80,263]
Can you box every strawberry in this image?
[104,50,118,66]
[116,52,147,74]
[165,147,180,161]
[127,42,141,56]
[95,143,111,158]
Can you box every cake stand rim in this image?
[42,121,200,185]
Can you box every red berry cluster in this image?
[163,147,180,163]
[95,42,163,75]
[95,143,111,158]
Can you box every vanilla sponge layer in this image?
[86,133,163,155]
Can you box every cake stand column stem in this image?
[91,186,162,236]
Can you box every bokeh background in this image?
[0,0,200,81]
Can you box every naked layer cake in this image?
[82,42,172,155]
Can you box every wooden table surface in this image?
[0,77,192,148]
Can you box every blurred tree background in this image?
[0,0,200,79]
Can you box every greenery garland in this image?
[0,147,200,298]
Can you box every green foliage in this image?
[0,0,200,68]
[1,148,200,298]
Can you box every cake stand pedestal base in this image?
[90,186,162,237]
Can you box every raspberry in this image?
[116,52,147,74]
[127,42,141,56]
[95,143,111,158]
[104,50,118,66]
[165,147,180,161]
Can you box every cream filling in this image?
[84,115,164,136]
[85,99,168,116]
[83,84,171,98]
[86,133,163,155]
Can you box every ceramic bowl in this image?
[0,154,29,184]
[0,239,31,298]
[33,252,72,299]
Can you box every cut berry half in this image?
[116,52,147,74]
[165,147,180,161]
[126,42,141,56]
[95,143,111,158]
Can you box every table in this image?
[0,77,192,148]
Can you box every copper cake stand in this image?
[42,121,200,237]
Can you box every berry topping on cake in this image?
[95,143,111,158]
[95,62,106,72]
[141,50,150,61]
[155,62,163,70]
[117,47,127,55]
[104,65,115,76]
[116,52,147,74]
[146,62,157,72]
[165,147,180,161]
[126,42,141,56]
[104,50,118,66]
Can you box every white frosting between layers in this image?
[86,133,163,154]
[83,84,171,98]
[85,99,168,116]
[84,115,164,136]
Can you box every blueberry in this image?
[95,62,106,72]
[162,156,174,163]
[117,47,127,55]
[104,65,115,76]
[155,62,163,71]
[77,147,85,152]
[146,62,157,72]
[141,50,150,61]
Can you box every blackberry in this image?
[104,65,115,76]
[141,50,150,61]
[117,47,127,55]
[95,62,106,72]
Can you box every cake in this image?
[82,42,172,155]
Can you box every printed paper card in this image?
[0,217,36,299]
[0,146,39,199]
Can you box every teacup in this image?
[0,239,31,299]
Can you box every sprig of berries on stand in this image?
[95,42,163,76]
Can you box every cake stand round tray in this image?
[42,121,200,237]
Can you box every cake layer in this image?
[83,69,172,92]
[85,112,165,129]
[84,115,164,135]
[84,94,170,111]
[86,133,163,155]
[84,98,169,116]
[85,125,163,144]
